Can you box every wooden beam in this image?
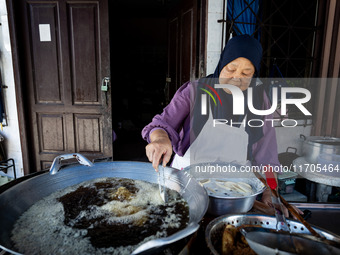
[327,14,340,137]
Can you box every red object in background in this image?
[263,165,277,189]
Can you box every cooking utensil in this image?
[300,135,340,164]
[254,171,322,238]
[240,226,340,255]
[205,214,340,255]
[0,156,209,255]
[271,189,290,232]
[263,168,291,232]
[279,195,322,237]
[158,164,168,203]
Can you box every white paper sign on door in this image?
[39,24,51,42]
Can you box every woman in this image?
[142,35,289,213]
[142,35,278,169]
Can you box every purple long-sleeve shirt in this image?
[142,81,280,167]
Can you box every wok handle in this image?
[49,153,94,175]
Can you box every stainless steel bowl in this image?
[207,178,266,216]
[184,162,266,216]
[205,214,340,255]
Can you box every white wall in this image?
[206,0,226,75]
[0,0,24,178]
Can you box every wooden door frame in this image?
[199,0,208,78]
[6,0,31,175]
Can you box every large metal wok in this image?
[0,154,209,254]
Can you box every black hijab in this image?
[192,35,264,161]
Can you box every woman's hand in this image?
[261,188,304,219]
[146,129,173,171]
[260,188,285,213]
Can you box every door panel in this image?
[29,3,62,104]
[75,114,102,153]
[69,3,100,105]
[15,0,112,172]
[167,0,197,99]
[39,114,65,152]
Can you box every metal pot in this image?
[0,154,209,255]
[184,162,266,216]
[300,135,340,164]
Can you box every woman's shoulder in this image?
[174,80,201,99]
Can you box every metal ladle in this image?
[158,165,168,203]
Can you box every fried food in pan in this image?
[221,225,256,255]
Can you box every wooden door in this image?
[14,0,112,171]
[167,0,202,101]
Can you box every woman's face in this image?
[219,57,255,94]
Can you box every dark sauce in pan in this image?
[57,178,189,249]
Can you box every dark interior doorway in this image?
[109,0,181,161]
